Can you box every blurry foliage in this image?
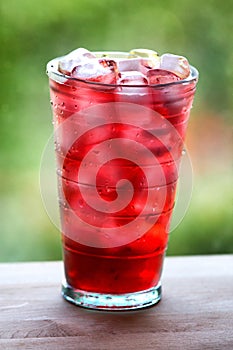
[0,0,232,261]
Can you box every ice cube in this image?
[68,47,95,59]
[129,48,160,69]
[147,69,180,85]
[118,71,148,85]
[117,58,147,75]
[130,48,158,58]
[99,58,119,74]
[71,59,118,84]
[160,53,190,79]
[58,48,96,75]
[117,57,159,75]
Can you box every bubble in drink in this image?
[147,69,180,85]
[160,53,190,79]
[58,48,95,75]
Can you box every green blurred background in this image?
[1,0,232,262]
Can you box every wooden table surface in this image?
[0,255,233,350]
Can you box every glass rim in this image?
[46,52,199,89]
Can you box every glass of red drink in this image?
[46,49,198,310]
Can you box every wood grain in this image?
[0,255,233,350]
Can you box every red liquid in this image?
[49,75,196,294]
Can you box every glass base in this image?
[62,281,161,311]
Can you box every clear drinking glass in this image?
[46,52,198,310]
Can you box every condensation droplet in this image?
[56,168,62,176]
